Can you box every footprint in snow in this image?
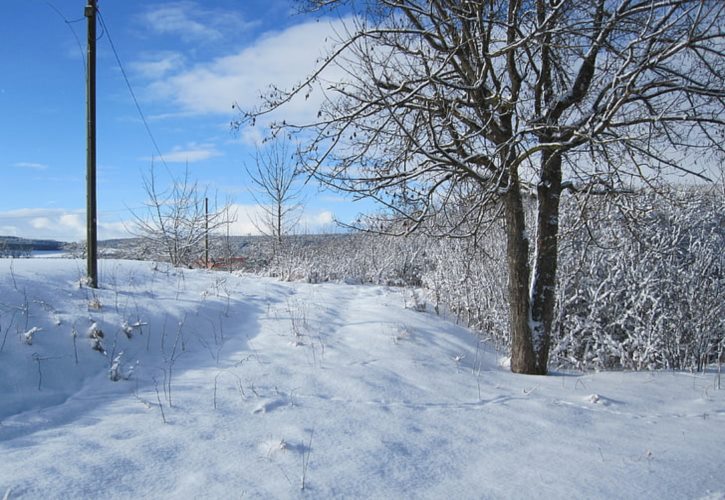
[259,437,310,458]
[252,398,289,414]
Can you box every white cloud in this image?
[319,195,350,204]
[219,205,338,236]
[140,2,256,43]
[151,143,222,163]
[162,149,220,163]
[239,126,265,147]
[144,17,350,120]
[130,52,185,79]
[13,162,48,170]
[0,204,337,242]
[0,209,133,241]
[0,209,85,241]
[296,210,339,233]
[59,213,84,232]
[98,221,133,240]
[302,210,334,228]
[141,2,221,41]
[30,217,52,230]
[225,204,265,236]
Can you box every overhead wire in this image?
[96,6,169,170]
[44,1,168,170]
[45,1,86,70]
[28,3,167,236]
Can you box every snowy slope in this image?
[0,259,723,499]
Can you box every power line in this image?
[47,2,171,171]
[96,7,169,170]
[45,1,87,70]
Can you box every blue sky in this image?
[0,0,357,241]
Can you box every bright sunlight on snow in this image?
[1,258,723,499]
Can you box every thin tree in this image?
[132,163,235,268]
[244,138,304,250]
[237,0,725,374]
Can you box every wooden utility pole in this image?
[85,0,98,288]
[205,197,209,268]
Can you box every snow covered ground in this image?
[1,258,723,499]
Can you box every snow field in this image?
[0,258,724,499]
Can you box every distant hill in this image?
[0,236,66,255]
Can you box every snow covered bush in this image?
[552,187,724,371]
[418,186,723,372]
[22,326,43,345]
[421,232,510,351]
[108,351,134,381]
[262,232,430,286]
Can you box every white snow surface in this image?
[0,259,723,499]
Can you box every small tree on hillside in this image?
[132,164,235,267]
[237,0,725,374]
[244,138,304,251]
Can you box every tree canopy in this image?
[239,0,725,374]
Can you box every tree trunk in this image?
[504,171,537,374]
[529,150,563,374]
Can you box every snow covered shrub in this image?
[87,322,106,354]
[108,351,134,381]
[552,188,724,371]
[421,229,510,351]
[23,326,42,345]
[415,186,722,371]
[263,232,430,286]
[109,352,123,381]
[405,290,427,312]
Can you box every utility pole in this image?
[205,197,209,268]
[85,0,98,288]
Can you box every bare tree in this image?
[132,164,235,268]
[244,138,304,248]
[238,0,725,374]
